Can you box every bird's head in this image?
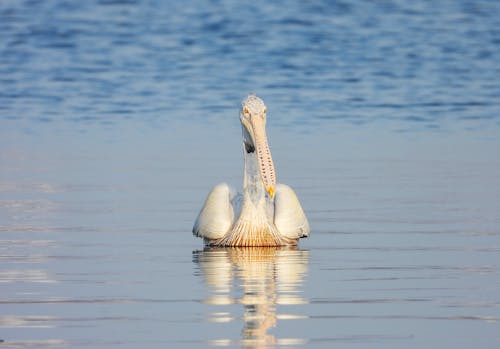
[240,94,276,198]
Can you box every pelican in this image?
[193,94,309,246]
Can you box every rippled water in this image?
[1,0,500,348]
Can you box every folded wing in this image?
[193,183,236,240]
[273,184,310,239]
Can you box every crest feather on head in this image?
[241,94,266,114]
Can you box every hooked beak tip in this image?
[267,186,275,198]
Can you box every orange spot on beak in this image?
[267,186,275,198]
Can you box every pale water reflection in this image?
[194,247,309,347]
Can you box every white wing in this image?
[273,184,310,239]
[193,183,236,240]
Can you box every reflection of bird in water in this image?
[193,247,309,348]
[193,95,309,247]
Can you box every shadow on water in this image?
[193,247,309,348]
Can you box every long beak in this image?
[251,117,276,197]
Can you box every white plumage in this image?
[193,95,309,246]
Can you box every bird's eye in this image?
[243,106,250,116]
[263,107,267,114]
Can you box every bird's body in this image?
[193,95,309,247]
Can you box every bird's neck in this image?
[240,148,272,222]
[244,150,265,201]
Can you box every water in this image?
[1,0,500,347]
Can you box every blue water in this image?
[1,1,500,348]
[2,0,500,133]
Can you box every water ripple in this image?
[1,1,499,131]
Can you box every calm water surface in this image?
[1,0,500,348]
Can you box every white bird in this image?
[193,94,309,247]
